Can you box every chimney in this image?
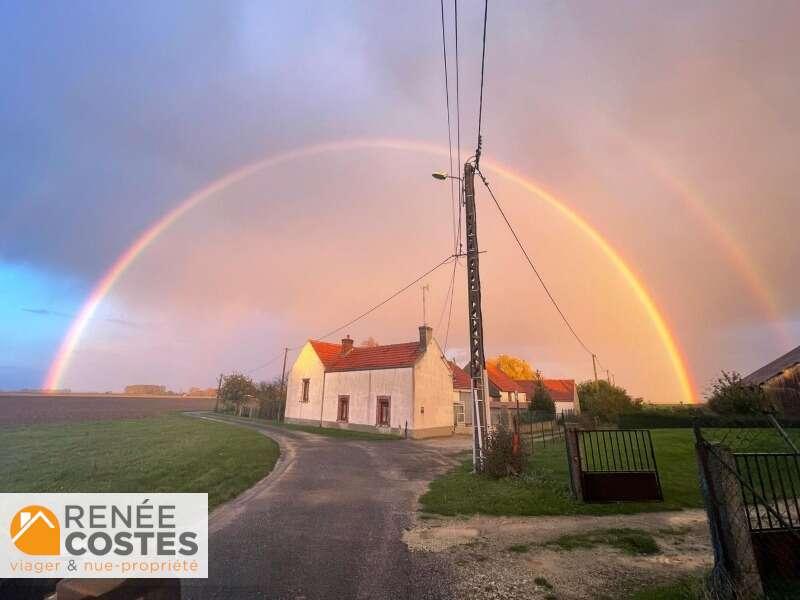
[340,335,354,354]
[419,325,433,348]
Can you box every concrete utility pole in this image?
[592,354,599,386]
[278,347,289,422]
[463,161,489,472]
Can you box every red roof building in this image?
[515,378,579,410]
[310,338,423,372]
[285,326,456,438]
[449,361,472,391]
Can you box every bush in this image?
[577,380,642,423]
[617,403,708,428]
[483,421,527,479]
[707,371,767,415]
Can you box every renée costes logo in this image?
[1,493,207,578]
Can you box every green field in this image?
[420,429,705,516]
[0,414,279,509]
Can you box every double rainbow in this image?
[44,138,697,402]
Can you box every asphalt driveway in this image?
[182,414,469,600]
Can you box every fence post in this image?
[564,425,583,501]
[529,419,534,455]
[695,431,763,599]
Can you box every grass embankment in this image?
[216,412,402,441]
[0,414,279,509]
[421,429,704,516]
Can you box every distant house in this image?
[486,363,523,404]
[450,361,473,433]
[743,344,800,418]
[284,326,455,438]
[484,363,523,425]
[515,378,580,415]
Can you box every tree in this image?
[531,372,555,414]
[706,371,765,415]
[488,354,534,380]
[360,337,379,347]
[256,377,283,419]
[219,373,257,410]
[577,380,642,423]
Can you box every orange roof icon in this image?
[10,505,60,556]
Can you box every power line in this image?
[475,167,600,362]
[442,256,458,354]
[241,256,456,377]
[439,0,458,253]
[314,254,456,342]
[434,255,458,345]
[454,1,462,182]
[454,0,464,255]
[475,0,488,167]
[245,350,286,375]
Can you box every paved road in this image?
[183,414,469,600]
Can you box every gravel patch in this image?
[404,510,712,599]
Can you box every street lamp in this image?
[432,171,462,181]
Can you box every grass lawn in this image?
[0,414,279,509]
[627,576,706,600]
[217,413,402,441]
[420,429,704,516]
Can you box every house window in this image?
[337,396,349,422]
[301,378,310,403]
[453,402,465,425]
[377,396,391,427]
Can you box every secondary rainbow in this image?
[44,137,697,403]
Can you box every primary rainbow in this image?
[44,137,697,403]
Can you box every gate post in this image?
[564,424,583,501]
[695,436,763,599]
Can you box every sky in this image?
[1,1,798,403]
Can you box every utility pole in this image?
[464,161,489,472]
[592,354,599,386]
[278,347,289,422]
[606,369,611,385]
[214,373,223,412]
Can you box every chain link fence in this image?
[694,415,800,599]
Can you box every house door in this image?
[337,396,349,422]
[377,397,391,427]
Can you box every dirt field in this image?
[405,510,712,599]
[0,394,216,425]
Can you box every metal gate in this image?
[576,429,663,502]
[734,452,800,583]
[694,417,800,597]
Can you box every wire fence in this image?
[694,416,800,599]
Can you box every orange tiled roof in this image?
[449,361,471,390]
[515,378,576,403]
[486,363,522,393]
[309,340,423,372]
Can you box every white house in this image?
[284,326,455,438]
